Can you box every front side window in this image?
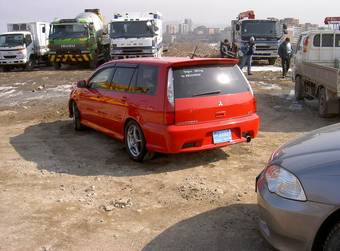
[131,65,159,95]
[89,67,115,90]
[313,34,320,47]
[322,34,334,47]
[173,65,250,99]
[25,35,32,46]
[111,67,136,92]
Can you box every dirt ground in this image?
[0,61,339,251]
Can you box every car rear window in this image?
[173,65,250,98]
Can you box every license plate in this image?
[213,130,232,144]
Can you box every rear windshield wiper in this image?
[192,90,222,97]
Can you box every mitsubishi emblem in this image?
[218,101,223,107]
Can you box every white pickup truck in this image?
[293,29,340,117]
[0,22,50,71]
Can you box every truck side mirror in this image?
[42,27,46,33]
[236,24,240,31]
[77,80,87,88]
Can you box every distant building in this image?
[178,23,190,34]
[282,18,300,27]
[184,18,193,32]
[166,24,178,35]
[193,25,208,35]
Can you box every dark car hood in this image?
[272,123,340,176]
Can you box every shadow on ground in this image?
[143,204,273,251]
[10,120,229,177]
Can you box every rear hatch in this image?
[173,64,255,125]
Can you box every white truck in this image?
[293,26,340,117]
[109,12,163,59]
[0,22,50,71]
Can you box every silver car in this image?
[256,123,340,251]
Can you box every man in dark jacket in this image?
[239,37,256,75]
[278,37,293,78]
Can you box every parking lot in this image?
[0,66,339,251]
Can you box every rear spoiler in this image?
[170,58,239,69]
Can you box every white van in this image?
[293,30,340,117]
[294,30,340,67]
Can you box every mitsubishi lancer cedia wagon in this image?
[69,57,260,162]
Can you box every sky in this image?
[0,0,339,32]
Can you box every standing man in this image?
[278,37,293,78]
[239,37,256,75]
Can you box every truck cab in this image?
[232,13,287,65]
[109,12,163,59]
[0,22,49,71]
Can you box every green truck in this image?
[48,9,110,69]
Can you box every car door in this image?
[76,66,115,127]
[127,64,162,147]
[103,63,137,138]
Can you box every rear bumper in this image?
[144,113,259,154]
[256,173,334,251]
[111,53,156,60]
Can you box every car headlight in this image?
[265,165,307,201]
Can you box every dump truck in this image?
[232,10,287,65]
[293,24,340,117]
[109,12,163,59]
[48,9,110,69]
[0,22,50,71]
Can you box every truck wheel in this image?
[323,222,340,251]
[53,63,61,70]
[124,121,154,162]
[1,66,10,72]
[89,58,98,69]
[25,58,35,71]
[268,58,276,65]
[295,76,304,101]
[319,88,331,118]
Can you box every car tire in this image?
[295,76,304,101]
[319,88,331,118]
[53,63,61,70]
[268,58,276,65]
[72,102,84,131]
[323,223,340,251]
[124,120,153,162]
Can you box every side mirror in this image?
[236,24,240,31]
[42,27,46,33]
[77,80,87,88]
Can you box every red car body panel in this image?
[70,57,260,154]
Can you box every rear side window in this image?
[336,34,340,47]
[313,34,320,47]
[173,65,250,98]
[322,34,334,47]
[130,65,159,95]
[111,67,136,92]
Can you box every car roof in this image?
[102,57,239,68]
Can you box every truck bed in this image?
[301,61,340,97]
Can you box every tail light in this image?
[165,68,175,125]
[303,36,309,53]
[253,96,257,113]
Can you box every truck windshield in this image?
[0,34,24,47]
[50,24,89,39]
[242,20,280,38]
[110,21,155,38]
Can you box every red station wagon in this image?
[69,57,260,161]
